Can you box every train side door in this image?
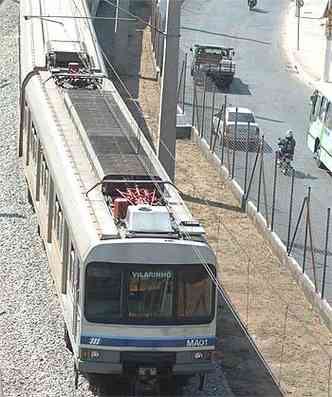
[72,261,80,343]
[67,247,80,346]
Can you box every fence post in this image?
[244,121,250,196]
[242,140,261,209]
[177,59,184,103]
[182,53,187,114]
[220,95,227,164]
[271,151,278,232]
[210,84,216,150]
[287,168,295,252]
[231,107,238,179]
[288,196,307,255]
[257,136,264,213]
[192,81,196,127]
[302,186,311,273]
[201,75,207,138]
[321,207,331,299]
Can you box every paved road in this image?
[180,0,332,301]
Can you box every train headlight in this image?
[192,351,212,361]
[80,349,101,361]
[194,352,204,360]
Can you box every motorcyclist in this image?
[278,130,296,162]
[248,0,257,9]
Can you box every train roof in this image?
[66,90,159,179]
[20,0,206,251]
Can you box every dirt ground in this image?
[136,27,332,396]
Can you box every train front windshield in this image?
[85,263,215,324]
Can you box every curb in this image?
[284,2,317,88]
[191,127,332,334]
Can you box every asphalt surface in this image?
[179,0,332,302]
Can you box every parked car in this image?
[213,106,260,147]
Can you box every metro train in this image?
[19,0,217,393]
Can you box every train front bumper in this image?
[78,359,215,376]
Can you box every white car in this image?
[213,106,260,145]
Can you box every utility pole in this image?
[323,0,332,82]
[158,0,181,182]
[295,0,304,50]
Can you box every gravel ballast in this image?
[0,2,93,396]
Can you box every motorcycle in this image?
[277,138,294,175]
[278,152,293,175]
[248,0,257,10]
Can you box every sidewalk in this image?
[286,0,327,84]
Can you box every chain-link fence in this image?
[175,133,332,396]
[178,62,332,308]
[176,52,332,395]
[174,138,332,396]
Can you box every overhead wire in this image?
[56,0,263,322]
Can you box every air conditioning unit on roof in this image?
[125,205,173,233]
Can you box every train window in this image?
[326,102,332,130]
[177,267,213,319]
[128,270,174,320]
[41,157,49,198]
[31,124,38,162]
[24,103,30,133]
[319,96,328,122]
[54,198,63,250]
[69,246,75,287]
[85,263,122,322]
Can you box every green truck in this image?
[190,44,236,88]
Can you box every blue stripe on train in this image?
[80,335,216,348]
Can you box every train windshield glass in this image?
[85,264,214,324]
[128,271,174,320]
[85,264,122,322]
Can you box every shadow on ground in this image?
[217,294,283,397]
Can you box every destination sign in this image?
[131,271,173,280]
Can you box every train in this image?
[18,0,218,393]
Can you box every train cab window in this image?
[85,263,122,322]
[177,267,213,319]
[85,263,215,324]
[128,271,174,320]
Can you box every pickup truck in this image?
[190,44,236,88]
